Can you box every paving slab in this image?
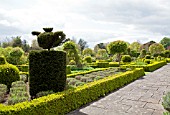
[68,64,170,115]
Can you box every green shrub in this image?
[75,81,85,86]
[162,92,170,112]
[11,81,25,87]
[0,64,20,89]
[66,78,76,83]
[84,56,92,63]
[0,84,7,102]
[145,55,151,59]
[0,68,144,115]
[144,59,151,64]
[36,90,55,98]
[8,96,29,105]
[94,76,104,81]
[68,79,79,86]
[0,56,6,65]
[66,66,71,74]
[121,55,131,62]
[96,62,109,68]
[75,75,83,80]
[29,51,66,97]
[8,80,29,105]
[80,77,88,82]
[166,58,170,63]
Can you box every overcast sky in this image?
[0,0,170,48]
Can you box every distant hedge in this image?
[121,61,166,72]
[29,51,66,97]
[109,62,119,67]
[16,65,29,72]
[0,68,144,115]
[67,68,109,78]
[96,62,109,68]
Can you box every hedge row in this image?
[88,62,123,68]
[121,61,167,72]
[166,58,170,63]
[16,65,29,72]
[96,62,109,68]
[0,68,144,115]
[67,68,109,78]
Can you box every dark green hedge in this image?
[29,51,66,96]
[121,61,167,72]
[0,64,20,89]
[96,62,109,68]
[0,68,144,115]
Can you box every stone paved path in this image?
[68,64,170,115]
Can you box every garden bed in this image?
[0,68,144,115]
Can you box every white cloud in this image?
[0,0,170,48]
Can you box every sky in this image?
[0,0,170,48]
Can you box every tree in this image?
[63,41,81,67]
[77,38,88,53]
[96,49,108,60]
[164,50,170,58]
[22,39,30,52]
[139,49,147,58]
[107,40,127,66]
[30,39,42,50]
[83,48,93,56]
[130,42,141,52]
[9,47,24,65]
[160,37,170,49]
[149,43,165,56]
[12,36,22,47]
[2,37,13,48]
[94,43,108,53]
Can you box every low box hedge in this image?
[96,62,109,68]
[67,68,109,78]
[0,68,144,115]
[16,65,29,72]
[166,58,170,63]
[109,62,119,67]
[121,61,167,72]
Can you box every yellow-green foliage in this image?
[0,64,20,89]
[0,68,144,115]
[166,58,170,63]
[122,61,166,72]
